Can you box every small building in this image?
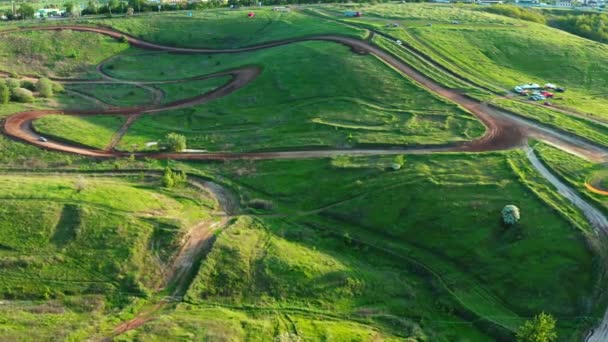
[555,0,573,6]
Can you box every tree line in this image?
[549,12,608,43]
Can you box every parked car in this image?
[529,95,546,101]
[556,87,566,93]
[541,91,554,98]
[395,40,402,45]
[38,136,48,142]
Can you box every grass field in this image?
[179,151,601,340]
[33,115,126,149]
[64,83,155,107]
[0,6,605,341]
[110,41,484,151]
[0,30,130,78]
[89,9,367,49]
[0,173,217,339]
[337,4,608,118]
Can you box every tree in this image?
[36,77,54,98]
[126,7,134,16]
[516,312,557,342]
[162,133,187,152]
[108,0,119,15]
[0,81,9,105]
[64,2,74,14]
[18,3,35,19]
[501,204,520,226]
[87,0,100,14]
[128,0,145,12]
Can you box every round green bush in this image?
[11,87,35,103]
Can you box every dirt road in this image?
[3,25,608,340]
[2,25,607,162]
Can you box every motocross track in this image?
[4,25,608,340]
[3,25,608,162]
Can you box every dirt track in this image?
[4,25,608,340]
[3,25,608,161]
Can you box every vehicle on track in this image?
[38,136,48,142]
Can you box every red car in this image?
[541,91,554,98]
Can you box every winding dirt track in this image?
[4,25,608,340]
[3,25,608,162]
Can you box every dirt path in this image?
[105,114,140,151]
[3,26,607,162]
[4,25,608,340]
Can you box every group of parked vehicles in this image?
[513,83,566,106]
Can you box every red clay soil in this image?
[1,25,605,161]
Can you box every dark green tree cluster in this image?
[551,13,608,43]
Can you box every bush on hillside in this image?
[6,78,20,89]
[161,132,187,152]
[10,88,35,103]
[501,204,520,225]
[161,167,187,188]
[20,80,36,91]
[481,5,546,24]
[52,82,65,93]
[0,81,9,105]
[36,78,54,98]
[516,312,557,342]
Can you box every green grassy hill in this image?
[0,5,606,341]
[0,174,217,340]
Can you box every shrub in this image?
[6,78,20,89]
[161,167,187,188]
[20,80,36,91]
[162,167,175,188]
[161,133,187,152]
[516,312,557,342]
[501,204,520,225]
[36,78,54,98]
[10,88,35,103]
[52,82,65,93]
[118,35,128,43]
[0,81,9,105]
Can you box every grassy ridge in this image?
[88,9,367,49]
[0,174,217,338]
[0,30,130,78]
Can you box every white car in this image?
[396,40,402,45]
[38,136,48,142]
